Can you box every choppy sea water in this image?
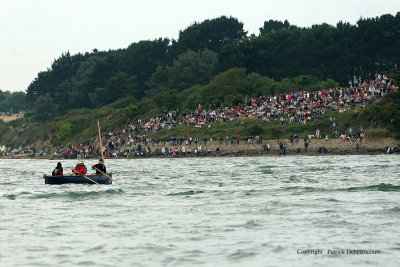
[0,155,399,267]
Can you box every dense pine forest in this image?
[1,14,400,146]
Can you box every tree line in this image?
[0,91,28,113]
[25,14,400,121]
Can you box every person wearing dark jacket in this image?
[52,162,63,176]
[92,159,106,175]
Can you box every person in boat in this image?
[92,158,106,175]
[72,160,87,175]
[52,162,63,176]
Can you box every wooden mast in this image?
[97,120,104,161]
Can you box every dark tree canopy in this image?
[0,91,28,112]
[23,13,400,120]
[259,19,291,35]
[171,16,247,56]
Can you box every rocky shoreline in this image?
[1,138,399,160]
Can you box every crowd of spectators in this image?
[127,75,396,131]
[0,75,398,158]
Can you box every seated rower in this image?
[92,158,106,175]
[52,162,63,176]
[72,160,87,175]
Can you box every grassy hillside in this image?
[1,71,398,147]
[0,96,397,147]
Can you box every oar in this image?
[92,166,114,182]
[73,171,100,185]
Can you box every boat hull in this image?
[44,174,112,185]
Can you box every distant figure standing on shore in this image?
[304,136,310,152]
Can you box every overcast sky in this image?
[1,0,399,92]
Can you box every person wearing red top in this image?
[72,160,87,175]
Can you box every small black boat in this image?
[44,173,112,185]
